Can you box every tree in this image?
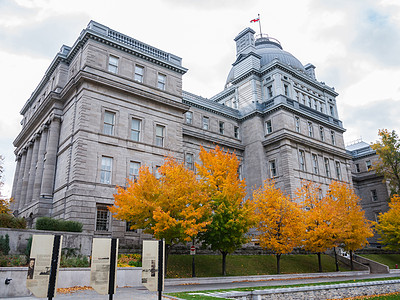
[253,180,304,274]
[197,146,255,276]
[376,194,400,250]
[371,129,400,195]
[110,157,211,260]
[327,181,374,270]
[0,155,12,215]
[296,181,338,272]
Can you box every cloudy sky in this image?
[1,0,400,197]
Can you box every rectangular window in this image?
[296,91,300,102]
[308,122,313,137]
[155,125,165,147]
[321,103,326,113]
[134,65,144,82]
[131,118,141,142]
[108,55,119,74]
[154,165,161,179]
[269,160,277,177]
[335,161,342,180]
[318,188,323,200]
[371,189,378,202]
[284,84,289,97]
[100,156,112,184]
[366,160,372,171]
[202,116,209,130]
[324,158,331,178]
[126,221,136,232]
[129,161,140,182]
[219,121,224,134]
[185,111,193,124]
[312,154,319,175]
[320,126,325,141]
[238,165,243,180]
[103,111,115,135]
[314,101,318,110]
[266,120,272,134]
[234,126,239,139]
[331,130,336,145]
[96,205,110,231]
[267,85,273,98]
[295,116,300,133]
[330,105,334,117]
[355,163,360,173]
[185,153,194,170]
[299,150,306,171]
[157,73,166,90]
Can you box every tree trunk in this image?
[276,254,281,274]
[350,250,354,271]
[192,240,196,278]
[317,252,322,273]
[222,251,227,276]
[334,247,339,272]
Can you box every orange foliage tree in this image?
[197,146,255,276]
[110,157,211,258]
[253,180,304,274]
[296,181,338,272]
[376,194,400,250]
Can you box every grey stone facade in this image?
[10,21,380,244]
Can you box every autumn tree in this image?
[197,146,255,276]
[253,180,304,274]
[376,194,400,250]
[296,181,338,272]
[327,181,374,270]
[371,129,400,195]
[110,157,211,259]
[0,155,12,215]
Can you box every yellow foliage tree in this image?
[253,180,304,274]
[197,145,255,276]
[376,194,400,250]
[110,157,211,257]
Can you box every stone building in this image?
[11,21,354,242]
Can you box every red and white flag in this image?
[250,18,259,23]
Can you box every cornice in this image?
[182,128,245,151]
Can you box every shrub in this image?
[118,254,142,267]
[0,255,27,267]
[35,217,83,232]
[0,213,26,229]
[60,255,90,268]
[0,234,10,255]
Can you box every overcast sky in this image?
[1,0,400,197]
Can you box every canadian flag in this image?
[250,18,259,23]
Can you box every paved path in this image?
[8,271,400,299]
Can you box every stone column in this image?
[19,143,33,210]
[14,150,27,211]
[40,116,61,199]
[33,126,48,203]
[10,155,22,211]
[25,134,40,206]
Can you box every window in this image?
[126,221,136,232]
[330,105,334,116]
[355,163,360,173]
[307,96,312,107]
[366,160,372,171]
[324,158,331,178]
[185,111,193,124]
[296,91,300,102]
[308,122,313,137]
[233,99,238,109]
[314,101,318,110]
[157,73,166,90]
[284,84,289,96]
[318,188,323,200]
[100,156,112,184]
[154,166,161,179]
[269,160,277,177]
[129,161,140,182]
[321,103,325,113]
[234,126,239,139]
[185,153,194,170]
[371,189,378,202]
[202,116,209,130]
[108,55,119,73]
[295,116,300,133]
[299,150,306,171]
[331,130,336,145]
[131,118,141,142]
[335,161,342,180]
[134,65,144,83]
[219,121,224,134]
[267,85,273,98]
[155,125,165,147]
[238,165,243,180]
[103,111,115,135]
[265,120,273,134]
[312,154,319,175]
[319,126,325,141]
[96,205,110,231]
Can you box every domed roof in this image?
[226,36,305,85]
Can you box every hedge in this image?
[36,217,83,232]
[0,213,26,229]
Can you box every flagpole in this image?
[258,14,262,36]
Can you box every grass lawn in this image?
[166,254,350,278]
[359,254,400,269]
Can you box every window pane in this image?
[103,111,115,135]
[101,157,112,184]
[108,56,119,73]
[158,74,166,90]
[131,118,141,141]
[129,161,140,181]
[134,66,144,82]
[156,125,165,147]
[96,205,109,231]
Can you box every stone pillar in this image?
[14,150,27,211]
[19,143,33,210]
[33,126,48,203]
[25,134,40,206]
[40,117,61,199]
[10,155,22,211]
